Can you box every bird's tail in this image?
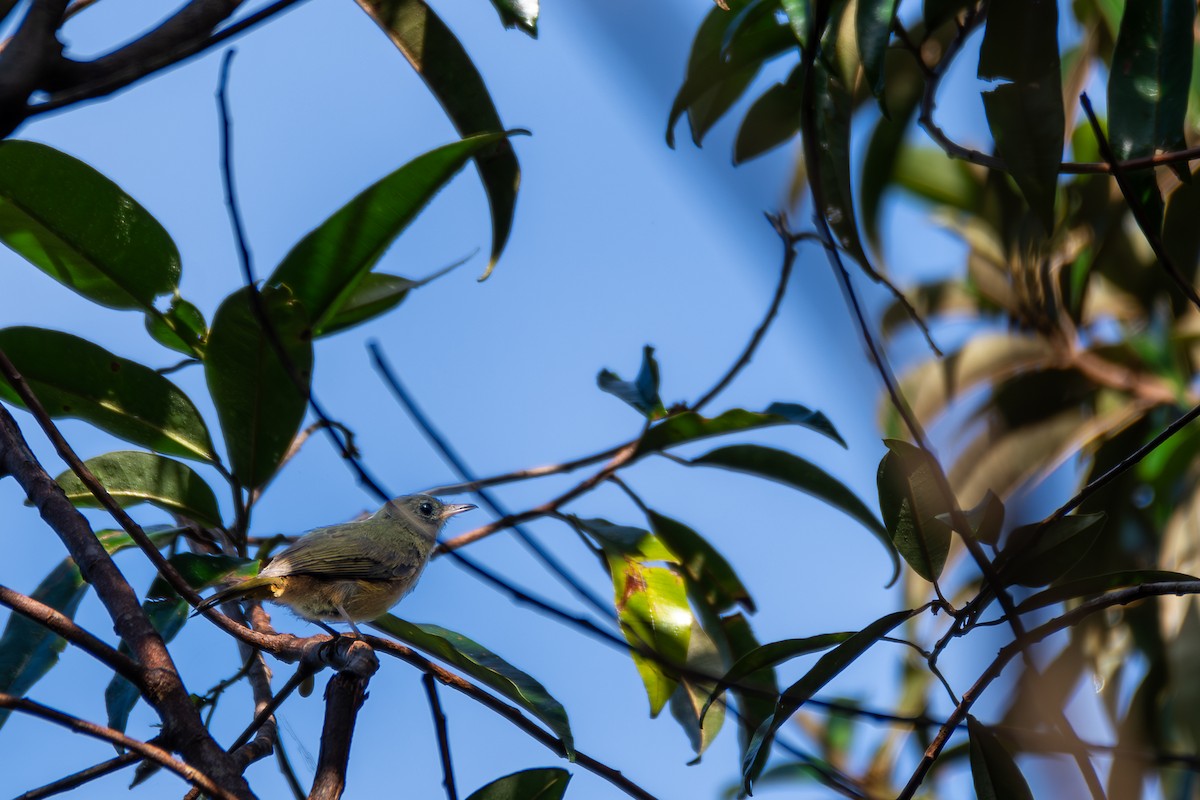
[191,575,275,617]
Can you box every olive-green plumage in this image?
[196,495,473,628]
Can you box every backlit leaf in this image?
[0,327,216,462]
[0,140,180,313]
[877,439,953,582]
[54,451,222,528]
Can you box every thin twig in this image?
[274,734,307,800]
[422,673,458,800]
[693,213,797,410]
[897,579,1200,799]
[438,440,641,552]
[366,635,660,800]
[0,694,236,800]
[368,342,616,622]
[425,442,628,496]
[0,584,141,682]
[13,750,142,800]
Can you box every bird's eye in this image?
[418,501,435,517]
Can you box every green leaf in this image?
[856,0,899,103]
[316,273,417,337]
[54,451,222,528]
[780,0,807,44]
[892,147,980,212]
[205,286,313,490]
[0,560,87,730]
[0,140,180,312]
[144,296,206,358]
[811,58,869,269]
[607,558,692,717]
[647,510,753,613]
[1016,570,1198,613]
[106,596,188,735]
[741,609,918,792]
[877,439,953,582]
[692,444,899,583]
[954,490,1005,546]
[1109,1,1194,161]
[715,614,778,761]
[0,327,216,462]
[978,0,1063,233]
[1103,0,1193,228]
[465,768,569,800]
[669,621,726,761]
[373,616,574,759]
[637,402,846,456]
[269,132,517,330]
[668,6,797,147]
[734,66,803,164]
[572,517,675,562]
[147,553,258,600]
[597,345,665,419]
[968,716,1034,800]
[96,524,182,556]
[353,0,523,279]
[700,632,853,723]
[999,513,1107,588]
[486,0,538,37]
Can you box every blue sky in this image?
[0,1,1047,798]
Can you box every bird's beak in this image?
[443,503,476,519]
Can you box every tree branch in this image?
[0,400,253,796]
[310,640,378,800]
[423,673,458,800]
[0,583,141,682]
[0,693,237,800]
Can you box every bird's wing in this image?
[260,522,421,582]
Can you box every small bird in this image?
[195,494,474,635]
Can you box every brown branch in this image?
[0,693,237,800]
[423,673,458,800]
[423,442,627,496]
[310,640,379,800]
[0,583,141,682]
[437,440,641,552]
